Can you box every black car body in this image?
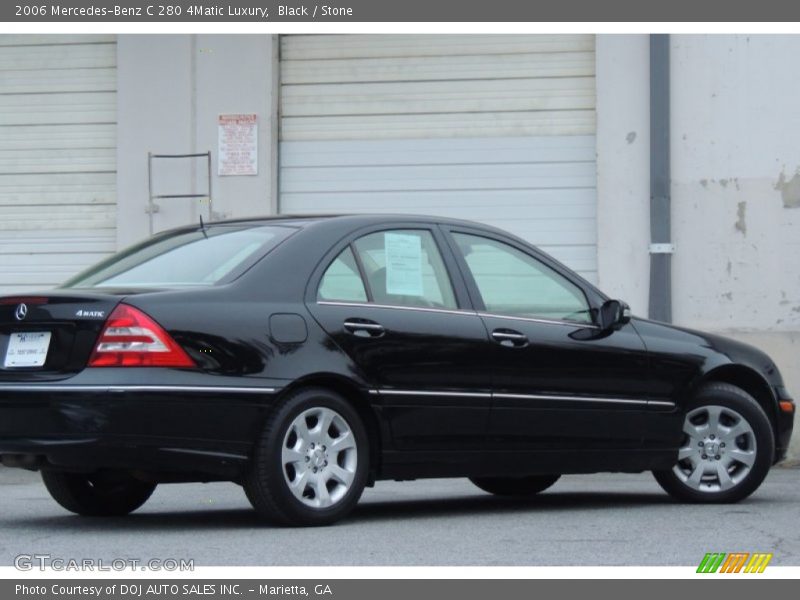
[0,215,794,525]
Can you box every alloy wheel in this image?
[673,404,757,493]
[281,406,358,508]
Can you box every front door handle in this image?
[491,328,528,348]
[344,319,385,338]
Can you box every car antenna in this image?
[199,214,208,239]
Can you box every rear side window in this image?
[317,230,458,310]
[317,247,368,302]
[352,230,457,310]
[63,225,292,288]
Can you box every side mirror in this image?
[599,299,631,331]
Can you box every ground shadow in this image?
[1,489,679,532]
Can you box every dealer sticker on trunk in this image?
[4,331,52,368]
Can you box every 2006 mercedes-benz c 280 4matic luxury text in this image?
[0,215,795,525]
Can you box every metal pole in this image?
[207,151,213,220]
[147,152,154,235]
[648,34,672,322]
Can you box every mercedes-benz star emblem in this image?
[14,303,28,321]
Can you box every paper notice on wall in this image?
[385,233,424,296]
[218,114,258,176]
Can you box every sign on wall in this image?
[218,113,258,176]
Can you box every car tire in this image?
[244,387,369,526]
[653,382,775,503]
[470,475,561,496]
[41,470,156,516]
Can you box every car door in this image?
[306,225,493,453]
[444,227,654,452]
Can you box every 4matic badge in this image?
[75,309,106,319]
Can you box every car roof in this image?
[172,213,496,232]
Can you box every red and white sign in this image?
[218,113,258,176]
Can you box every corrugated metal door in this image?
[0,35,117,294]
[279,35,597,282]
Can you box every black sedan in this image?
[0,215,795,526]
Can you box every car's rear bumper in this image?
[0,437,251,479]
[0,370,285,479]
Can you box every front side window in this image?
[453,233,591,324]
[349,230,457,310]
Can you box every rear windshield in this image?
[63,225,293,289]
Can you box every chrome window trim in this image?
[0,385,277,394]
[317,301,600,330]
[478,312,599,330]
[369,388,675,408]
[317,300,476,317]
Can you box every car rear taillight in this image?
[88,304,195,368]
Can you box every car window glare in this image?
[454,233,591,324]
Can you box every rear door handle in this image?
[344,319,385,338]
[491,328,528,348]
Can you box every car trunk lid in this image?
[0,291,124,381]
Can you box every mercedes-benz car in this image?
[0,215,794,526]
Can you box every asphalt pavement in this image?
[1,466,798,566]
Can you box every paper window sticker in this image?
[384,233,424,296]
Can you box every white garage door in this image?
[0,35,117,294]
[279,34,597,282]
